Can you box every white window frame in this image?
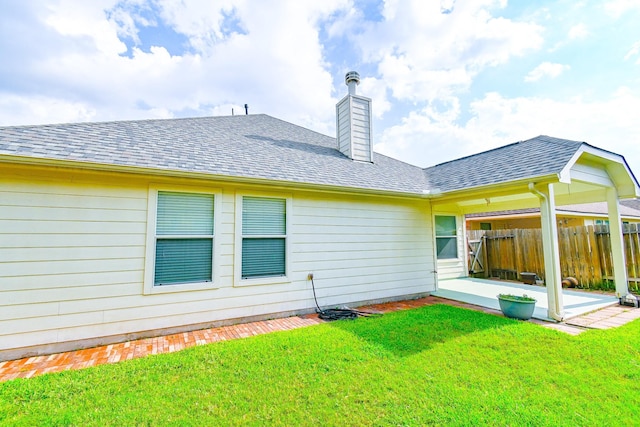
[234,192,292,287]
[434,214,460,260]
[143,184,222,295]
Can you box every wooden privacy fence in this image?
[467,224,640,291]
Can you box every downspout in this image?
[528,183,564,321]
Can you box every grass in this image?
[2,304,640,426]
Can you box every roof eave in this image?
[0,154,430,200]
[433,174,561,201]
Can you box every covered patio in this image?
[428,136,640,321]
[432,277,618,321]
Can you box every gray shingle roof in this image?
[424,135,584,192]
[0,114,429,195]
[621,198,640,211]
[0,117,606,197]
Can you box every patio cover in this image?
[426,136,640,321]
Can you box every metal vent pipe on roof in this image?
[345,71,360,95]
[244,104,249,115]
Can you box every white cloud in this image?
[375,104,470,166]
[0,0,548,133]
[440,0,456,14]
[44,0,127,55]
[2,0,639,182]
[547,23,588,52]
[0,94,98,126]
[568,23,588,40]
[107,1,158,45]
[358,77,391,118]
[155,0,241,51]
[375,88,640,177]
[625,40,640,63]
[0,0,351,134]
[604,0,640,18]
[524,62,570,82]
[354,0,543,104]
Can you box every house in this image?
[1,72,639,360]
[466,201,640,230]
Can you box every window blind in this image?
[241,238,286,278]
[241,196,286,279]
[242,197,286,235]
[155,239,213,284]
[154,192,214,285]
[157,191,214,235]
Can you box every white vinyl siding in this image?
[349,97,372,161]
[1,169,435,358]
[290,195,434,307]
[0,174,148,352]
[336,100,352,157]
[336,94,373,162]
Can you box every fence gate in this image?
[468,236,485,274]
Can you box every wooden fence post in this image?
[587,225,603,287]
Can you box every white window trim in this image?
[143,184,222,295]
[234,191,292,287]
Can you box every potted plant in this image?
[497,294,537,320]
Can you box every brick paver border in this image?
[1,296,638,382]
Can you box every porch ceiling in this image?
[431,180,612,214]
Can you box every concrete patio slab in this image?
[432,277,619,321]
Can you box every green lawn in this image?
[2,304,639,426]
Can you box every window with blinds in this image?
[241,196,286,279]
[154,191,214,285]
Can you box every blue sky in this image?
[1,0,639,177]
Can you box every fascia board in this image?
[431,174,559,204]
[560,145,640,197]
[0,154,428,200]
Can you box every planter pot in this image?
[497,295,536,320]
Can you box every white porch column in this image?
[606,187,629,297]
[529,183,564,321]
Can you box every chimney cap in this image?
[345,71,360,86]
